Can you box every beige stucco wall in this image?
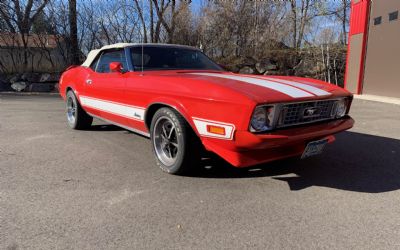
[346,34,364,93]
[363,0,400,97]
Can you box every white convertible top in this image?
[81,43,199,67]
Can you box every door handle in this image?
[86,79,92,85]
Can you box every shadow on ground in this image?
[90,124,125,131]
[191,131,400,193]
[86,124,400,193]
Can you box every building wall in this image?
[362,0,400,98]
[345,0,370,94]
[0,47,68,74]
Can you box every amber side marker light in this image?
[206,125,226,135]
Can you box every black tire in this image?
[66,90,93,130]
[150,107,201,175]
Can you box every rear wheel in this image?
[150,107,200,175]
[66,90,93,129]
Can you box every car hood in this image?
[170,71,351,103]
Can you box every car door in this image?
[82,49,129,127]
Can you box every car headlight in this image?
[335,99,347,118]
[250,105,275,132]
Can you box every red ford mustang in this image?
[59,43,354,174]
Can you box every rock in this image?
[0,80,12,91]
[266,64,277,71]
[50,73,61,82]
[255,59,278,74]
[285,69,296,76]
[9,75,21,84]
[11,81,28,92]
[242,57,257,67]
[40,73,60,82]
[264,70,282,76]
[239,66,254,74]
[53,83,60,92]
[39,73,51,82]
[26,82,55,92]
[255,62,267,74]
[226,65,239,73]
[21,72,41,82]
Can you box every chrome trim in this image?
[277,97,345,106]
[87,112,150,138]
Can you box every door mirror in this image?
[109,62,123,73]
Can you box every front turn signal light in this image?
[206,125,226,135]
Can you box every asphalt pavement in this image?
[1,94,400,250]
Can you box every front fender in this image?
[145,97,198,136]
[146,96,255,141]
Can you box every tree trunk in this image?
[69,0,80,65]
[134,0,148,43]
[297,0,310,49]
[342,0,347,45]
[150,0,154,42]
[290,0,297,49]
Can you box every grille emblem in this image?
[303,107,321,118]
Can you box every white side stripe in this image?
[190,73,314,98]
[80,96,145,121]
[262,77,331,96]
[192,117,235,140]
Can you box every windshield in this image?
[130,46,223,71]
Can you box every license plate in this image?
[301,139,328,159]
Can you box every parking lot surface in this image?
[1,94,400,250]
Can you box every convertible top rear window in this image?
[130,46,223,71]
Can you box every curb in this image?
[0,92,60,96]
[354,94,400,105]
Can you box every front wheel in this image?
[66,90,93,130]
[150,107,200,175]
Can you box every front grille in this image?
[277,99,337,128]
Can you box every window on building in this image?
[389,11,398,21]
[374,16,382,25]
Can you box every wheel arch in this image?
[66,86,73,95]
[144,101,199,137]
[65,86,82,102]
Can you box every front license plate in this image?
[301,139,328,159]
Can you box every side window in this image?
[95,50,127,73]
[90,57,99,71]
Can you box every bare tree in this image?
[0,0,350,85]
[134,0,148,43]
[336,0,351,45]
[288,0,329,49]
[0,0,50,70]
[69,0,80,64]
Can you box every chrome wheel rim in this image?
[153,117,179,167]
[66,97,76,124]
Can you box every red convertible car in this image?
[59,43,354,174]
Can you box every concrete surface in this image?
[354,94,400,105]
[1,94,400,250]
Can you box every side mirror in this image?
[109,62,123,73]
